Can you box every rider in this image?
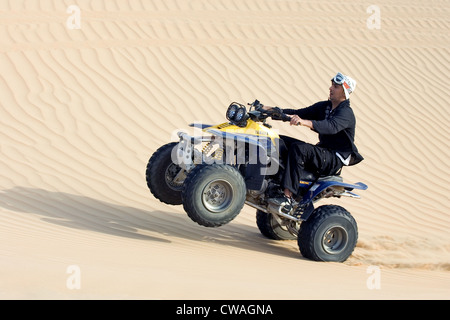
[263,72,364,210]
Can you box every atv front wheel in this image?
[298,205,358,262]
[182,164,246,227]
[256,210,298,240]
[146,142,185,205]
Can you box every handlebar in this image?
[248,99,291,122]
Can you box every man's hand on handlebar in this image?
[256,104,291,122]
[249,100,311,127]
[289,114,313,128]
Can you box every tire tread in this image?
[298,205,357,262]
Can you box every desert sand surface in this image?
[1,0,449,300]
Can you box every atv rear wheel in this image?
[256,210,298,240]
[146,142,185,205]
[298,205,358,262]
[182,164,246,227]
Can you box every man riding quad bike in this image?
[146,98,367,262]
[146,73,366,262]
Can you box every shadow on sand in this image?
[0,186,303,259]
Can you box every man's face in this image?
[329,81,346,101]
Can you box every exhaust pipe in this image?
[245,201,300,222]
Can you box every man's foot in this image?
[268,194,296,214]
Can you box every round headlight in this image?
[235,107,246,122]
[226,104,238,121]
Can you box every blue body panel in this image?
[302,180,368,204]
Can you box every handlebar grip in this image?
[281,114,291,122]
[269,107,291,122]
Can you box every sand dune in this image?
[1,0,449,299]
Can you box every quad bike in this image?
[146,100,367,262]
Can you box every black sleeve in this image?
[311,106,355,135]
[282,101,328,119]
